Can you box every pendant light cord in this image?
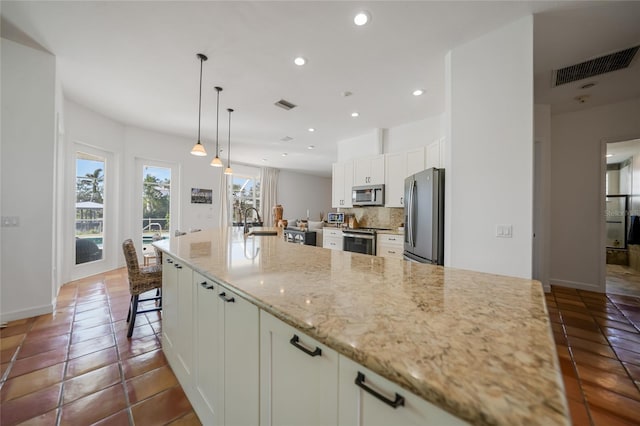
[227,109,233,166]
[197,57,203,142]
[215,87,222,157]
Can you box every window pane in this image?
[142,166,170,262]
[75,153,104,265]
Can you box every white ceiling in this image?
[607,138,640,165]
[2,1,640,177]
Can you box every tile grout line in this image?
[110,279,137,426]
[56,284,79,426]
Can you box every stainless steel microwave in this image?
[352,185,385,206]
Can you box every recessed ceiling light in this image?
[308,128,315,132]
[351,112,359,117]
[580,82,596,89]
[294,57,306,66]
[606,154,613,158]
[282,153,288,157]
[354,11,370,26]
[412,89,424,96]
[308,145,315,150]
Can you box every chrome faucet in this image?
[244,207,262,234]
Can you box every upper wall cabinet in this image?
[354,155,385,186]
[426,138,445,170]
[385,148,425,207]
[332,162,354,208]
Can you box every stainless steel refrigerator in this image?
[404,168,444,264]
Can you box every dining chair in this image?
[122,238,162,338]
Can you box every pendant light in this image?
[224,108,234,175]
[210,86,224,167]
[190,53,208,156]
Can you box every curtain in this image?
[217,171,230,228]
[260,167,279,226]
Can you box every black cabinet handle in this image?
[175,264,182,269]
[200,281,214,290]
[218,292,235,303]
[166,258,173,264]
[289,334,322,357]
[355,372,405,409]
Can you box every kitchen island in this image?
[154,227,569,426]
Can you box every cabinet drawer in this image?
[324,228,343,238]
[377,245,403,259]
[378,234,403,245]
[324,237,343,251]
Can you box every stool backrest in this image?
[122,239,140,275]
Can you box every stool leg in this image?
[126,295,133,322]
[127,295,139,338]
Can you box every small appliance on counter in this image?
[326,212,344,227]
[404,168,444,264]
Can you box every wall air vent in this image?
[274,99,297,110]
[552,45,639,87]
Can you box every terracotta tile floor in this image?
[0,268,200,426]
[3,269,640,425]
[547,286,640,425]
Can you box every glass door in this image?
[75,152,105,265]
[141,165,171,263]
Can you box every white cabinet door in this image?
[354,155,385,186]
[175,260,194,384]
[219,285,260,426]
[426,140,444,169]
[338,356,467,426]
[385,152,405,207]
[406,147,426,176]
[193,273,220,425]
[332,162,354,208]
[161,255,178,353]
[260,311,339,426]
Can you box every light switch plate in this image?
[496,224,513,238]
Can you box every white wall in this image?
[337,130,382,163]
[534,104,551,291]
[550,98,640,291]
[446,16,534,279]
[277,171,332,223]
[384,115,444,154]
[1,39,57,321]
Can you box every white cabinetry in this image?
[161,255,193,387]
[219,285,260,426]
[426,139,445,169]
[332,162,354,208]
[260,311,339,426]
[354,155,385,186]
[385,148,426,207]
[377,234,404,259]
[193,273,220,425]
[338,356,468,426]
[323,228,343,251]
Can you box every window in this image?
[231,175,261,224]
[75,152,105,265]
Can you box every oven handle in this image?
[343,232,375,240]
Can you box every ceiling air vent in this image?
[280,136,293,142]
[274,99,297,110]
[552,45,639,87]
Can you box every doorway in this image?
[605,138,640,297]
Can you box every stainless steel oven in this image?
[343,229,376,255]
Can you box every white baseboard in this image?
[549,278,603,293]
[0,303,54,324]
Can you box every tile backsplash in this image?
[339,207,404,229]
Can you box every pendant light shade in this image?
[210,86,224,167]
[191,53,208,156]
[224,108,234,175]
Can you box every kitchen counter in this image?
[155,228,569,426]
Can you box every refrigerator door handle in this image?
[409,179,416,247]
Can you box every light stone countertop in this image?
[155,227,569,426]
